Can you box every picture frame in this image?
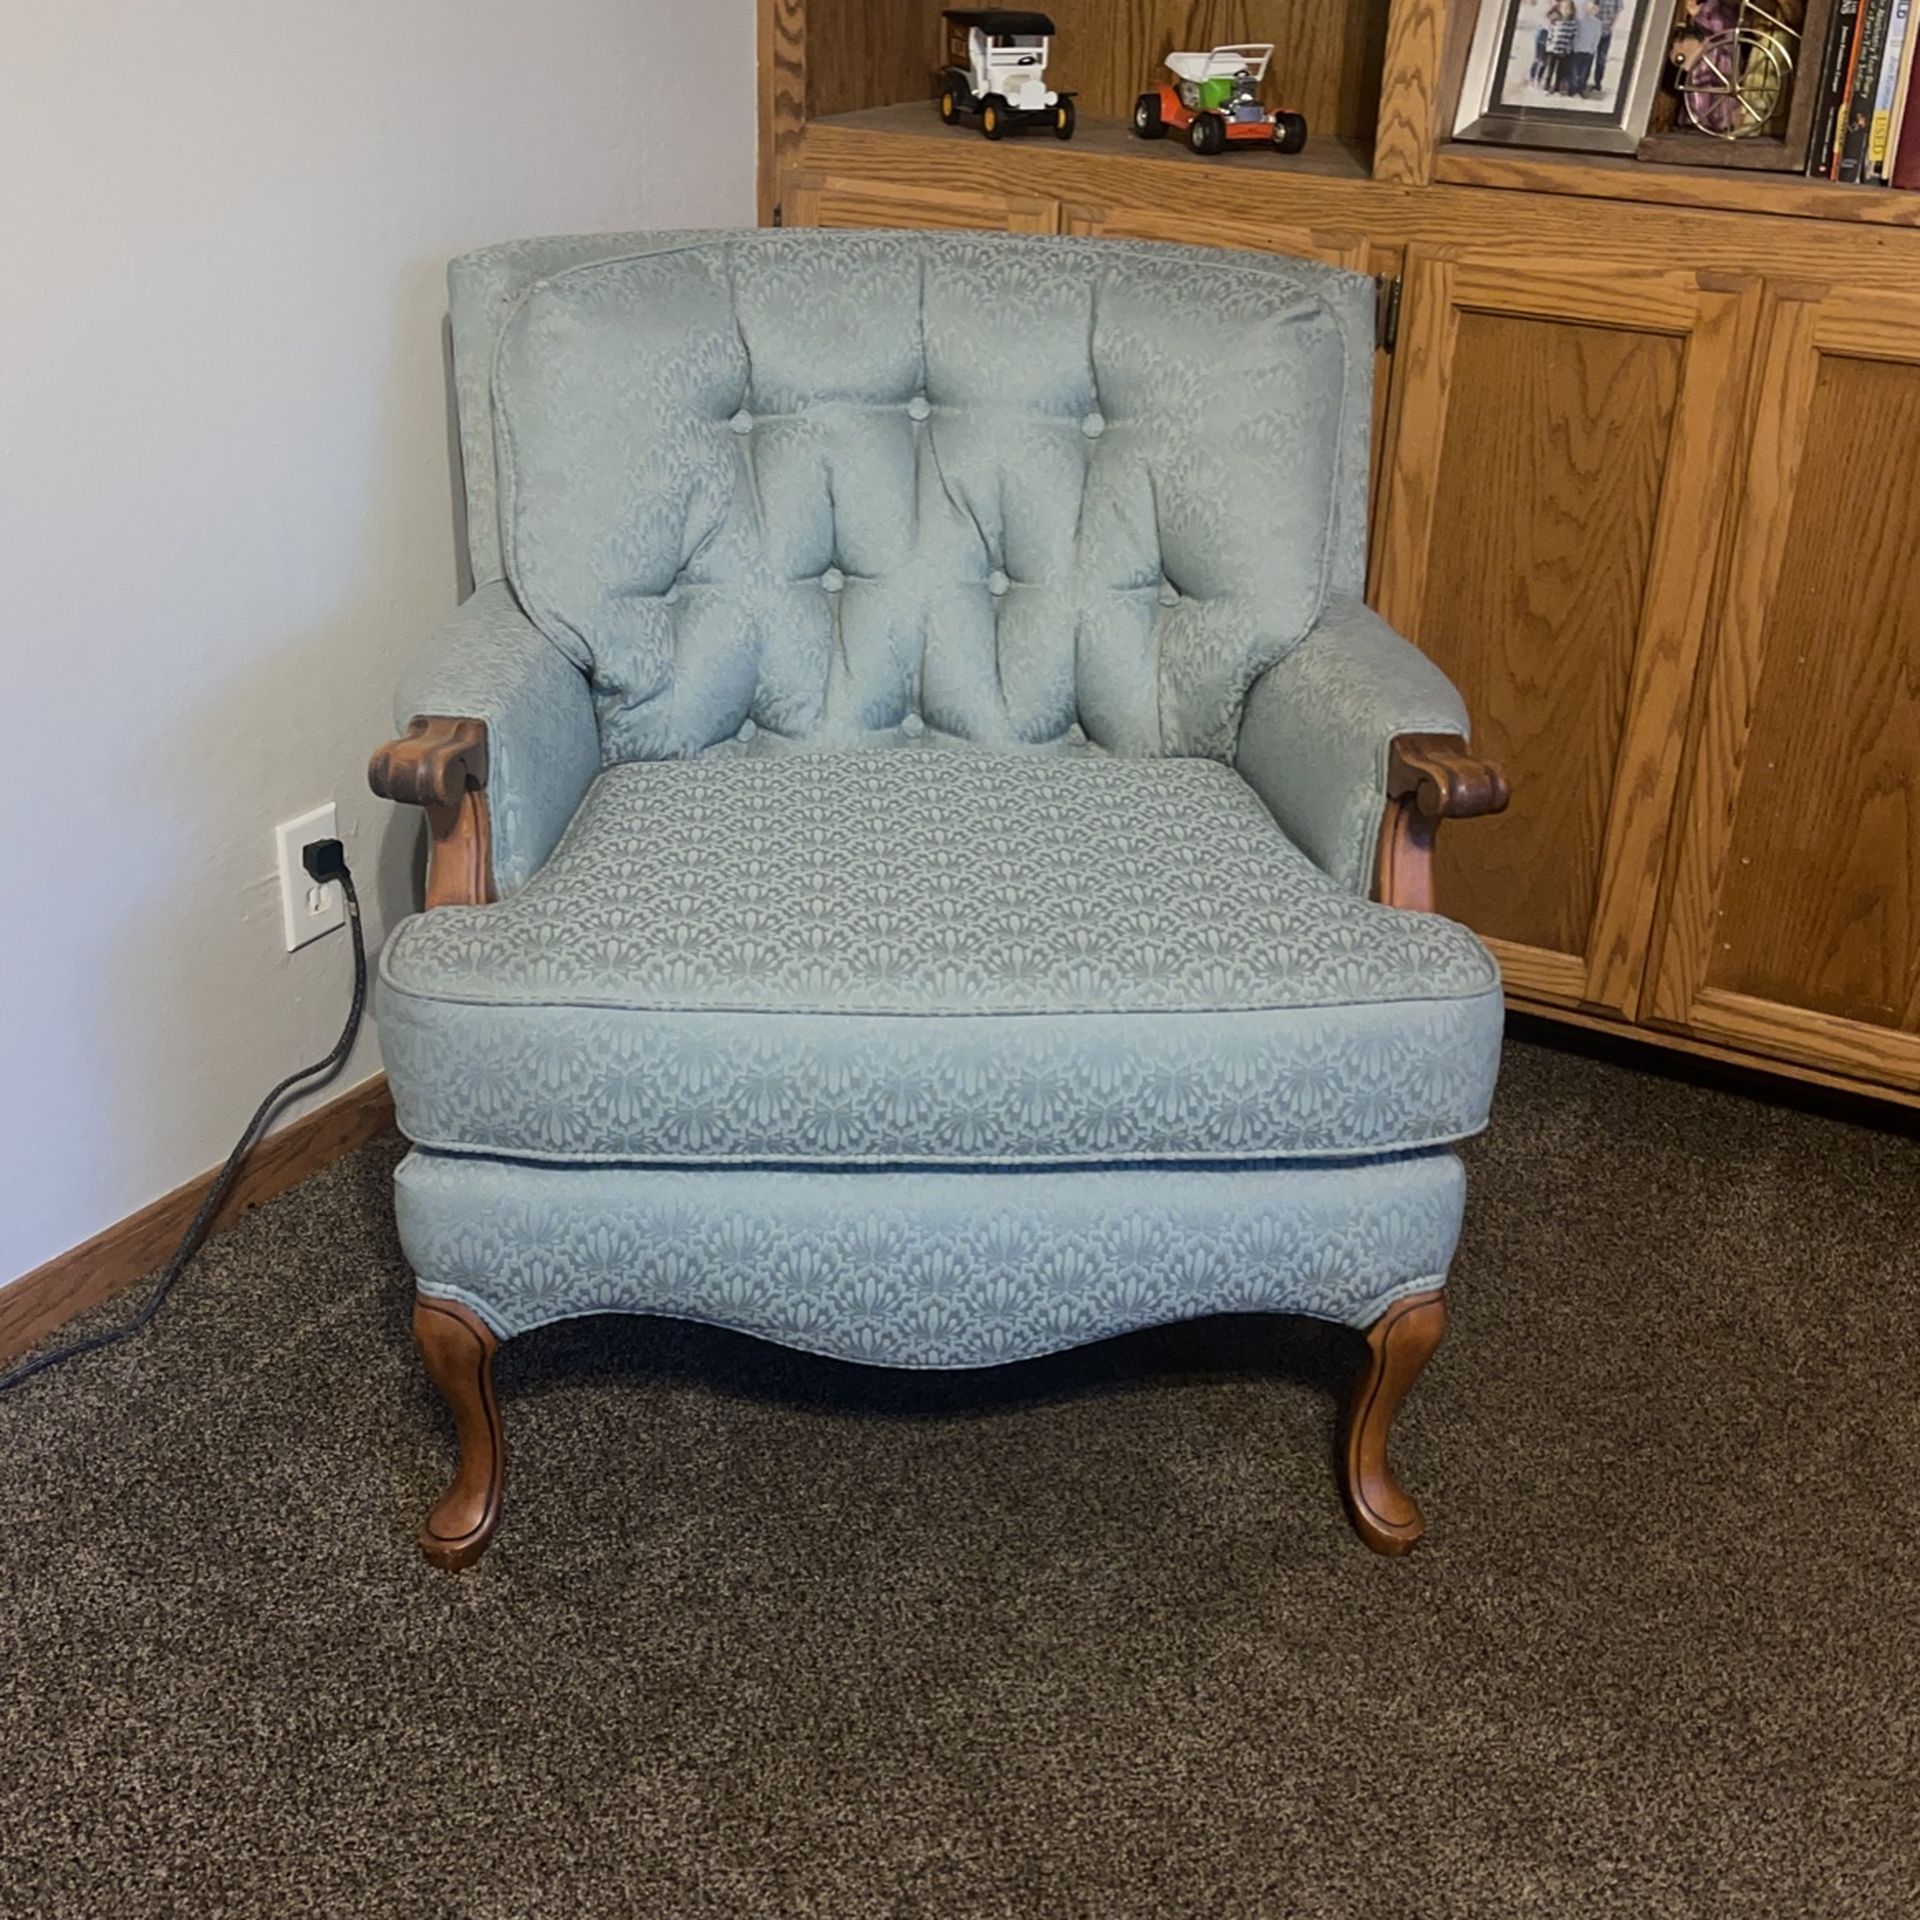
[1453,0,1673,152]
[1635,0,1834,172]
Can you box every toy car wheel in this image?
[1188,112,1226,155]
[980,95,1007,140]
[1054,98,1076,140]
[1132,92,1165,139]
[1272,111,1309,154]
[939,87,961,126]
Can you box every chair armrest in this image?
[368,583,598,904]
[1377,733,1510,912]
[369,716,495,908]
[1233,596,1507,906]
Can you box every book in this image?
[1894,49,1920,182]
[1811,0,1864,173]
[1879,0,1920,175]
[1873,0,1915,174]
[1838,0,1895,178]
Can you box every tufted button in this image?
[907,394,931,422]
[820,566,845,593]
[987,569,1010,597]
[1081,410,1106,438]
[902,713,926,738]
[737,718,757,743]
[1157,580,1180,607]
[729,408,754,434]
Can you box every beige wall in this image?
[0,1,755,1284]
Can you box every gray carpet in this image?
[3,1036,1917,1918]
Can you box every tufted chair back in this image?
[450,229,1376,764]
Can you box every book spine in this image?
[1880,0,1920,174]
[1871,0,1912,175]
[1839,0,1895,179]
[1812,0,1863,173]
[1894,50,1920,183]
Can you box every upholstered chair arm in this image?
[1234,596,1508,908]
[369,582,599,905]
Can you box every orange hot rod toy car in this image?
[1132,44,1308,155]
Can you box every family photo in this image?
[1492,0,1643,108]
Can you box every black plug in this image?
[302,837,349,883]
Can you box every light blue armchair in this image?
[369,229,1507,1569]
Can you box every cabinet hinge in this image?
[1375,273,1403,353]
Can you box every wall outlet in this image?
[274,803,345,951]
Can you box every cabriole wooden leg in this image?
[1342,1288,1447,1556]
[412,1293,504,1570]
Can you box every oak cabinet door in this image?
[1371,250,1758,1014]
[1648,284,1920,1092]
[781,170,1059,233]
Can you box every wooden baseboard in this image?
[1506,1001,1920,1127]
[0,1074,395,1365]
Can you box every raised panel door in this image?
[1648,283,1920,1091]
[1372,250,1759,1013]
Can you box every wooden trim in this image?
[1676,991,1920,1093]
[0,1074,394,1366]
[1577,272,1761,1012]
[758,0,807,225]
[793,110,1920,289]
[1061,200,1370,271]
[1508,998,1920,1117]
[784,168,1061,234]
[1648,287,1828,1029]
[1382,0,1451,185]
[1369,248,1460,627]
[1483,941,1593,1008]
[369,715,496,909]
[1433,143,1920,231]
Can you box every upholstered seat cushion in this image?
[378,747,1502,1167]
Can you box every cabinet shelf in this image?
[806,105,1920,235]
[811,102,1375,185]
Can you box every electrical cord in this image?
[0,841,367,1398]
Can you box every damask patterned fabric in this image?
[394,1147,1467,1361]
[1235,595,1474,896]
[483,229,1369,763]
[391,583,600,893]
[378,747,1501,1166]
[446,229,1374,609]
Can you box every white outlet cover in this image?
[274,803,345,951]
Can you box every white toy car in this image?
[937,9,1076,140]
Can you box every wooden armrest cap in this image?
[369,716,490,809]
[1387,733,1510,821]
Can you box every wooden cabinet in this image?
[1647,283,1920,1092]
[766,80,1920,1101]
[782,170,1060,233]
[1371,250,1759,1016]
